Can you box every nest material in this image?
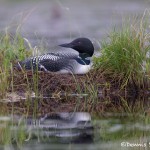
[11,69,105,94]
[5,69,141,115]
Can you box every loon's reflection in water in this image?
[13,112,94,144]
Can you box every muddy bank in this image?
[2,69,148,115]
[10,69,138,98]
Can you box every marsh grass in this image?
[94,13,150,88]
[71,73,98,112]
[0,30,38,145]
[0,30,32,98]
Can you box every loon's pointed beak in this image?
[59,42,73,48]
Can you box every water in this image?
[0,112,150,150]
[0,0,149,49]
[0,97,150,150]
[0,0,150,149]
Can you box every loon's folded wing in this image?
[18,52,79,72]
[38,53,79,72]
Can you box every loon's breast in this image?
[58,58,92,74]
[67,62,92,74]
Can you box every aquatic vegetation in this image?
[93,14,150,88]
[0,30,32,98]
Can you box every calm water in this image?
[0,0,150,149]
[0,0,149,49]
[0,112,150,150]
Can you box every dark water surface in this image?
[0,0,150,149]
[0,111,150,150]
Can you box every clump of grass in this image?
[0,30,32,98]
[94,14,150,88]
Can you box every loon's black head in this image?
[59,38,94,57]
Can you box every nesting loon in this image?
[18,38,94,74]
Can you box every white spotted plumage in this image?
[23,52,92,74]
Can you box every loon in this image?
[18,38,94,74]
